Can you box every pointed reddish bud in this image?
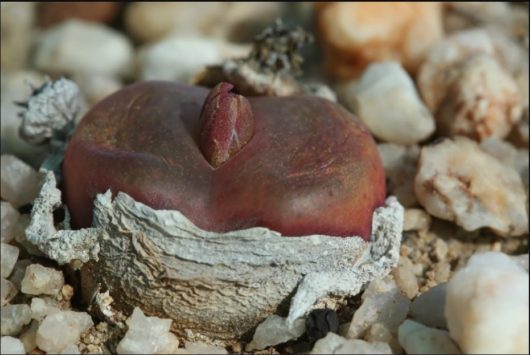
[199,82,254,167]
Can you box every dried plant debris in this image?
[17,78,84,181]
[195,19,321,97]
[25,170,100,265]
[86,193,402,340]
[17,78,81,145]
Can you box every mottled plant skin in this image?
[63,81,385,239]
[200,82,254,167]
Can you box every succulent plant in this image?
[62,81,385,239]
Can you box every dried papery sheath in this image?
[25,170,101,265]
[18,78,82,145]
[82,194,402,341]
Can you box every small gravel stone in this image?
[60,344,81,354]
[0,154,42,208]
[403,208,432,232]
[34,20,133,77]
[0,243,19,278]
[0,202,19,243]
[410,283,448,329]
[30,297,60,321]
[21,264,64,296]
[1,304,32,336]
[340,61,435,144]
[246,315,306,351]
[415,137,529,237]
[0,336,26,354]
[392,256,419,299]
[19,320,39,353]
[1,278,17,306]
[446,251,529,354]
[377,144,420,207]
[136,36,249,83]
[364,323,401,354]
[398,319,460,354]
[310,332,392,354]
[347,276,410,339]
[116,307,179,354]
[418,30,522,140]
[36,310,94,354]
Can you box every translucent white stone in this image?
[36,310,93,353]
[60,344,81,354]
[246,315,306,351]
[0,304,32,336]
[310,332,392,354]
[116,307,179,354]
[1,243,19,278]
[398,319,460,354]
[1,278,17,306]
[8,259,31,290]
[415,135,528,237]
[30,297,60,320]
[0,154,42,208]
[341,61,435,145]
[0,201,19,243]
[347,276,410,339]
[0,336,26,354]
[446,251,529,354]
[21,264,64,296]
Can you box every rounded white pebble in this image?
[0,243,19,278]
[0,155,42,208]
[34,20,133,77]
[341,61,435,145]
[446,251,529,354]
[116,307,180,354]
[1,336,25,354]
[398,319,460,354]
[21,264,64,296]
[36,310,93,354]
[415,137,528,236]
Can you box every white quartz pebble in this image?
[0,155,42,208]
[36,310,93,354]
[136,36,249,84]
[347,276,410,339]
[398,319,460,354]
[21,264,64,296]
[0,243,19,278]
[310,332,392,354]
[446,251,529,354]
[1,304,32,336]
[116,307,179,354]
[415,137,529,236]
[341,61,435,145]
[30,297,60,320]
[0,202,19,243]
[246,315,305,351]
[0,336,26,354]
[34,20,133,77]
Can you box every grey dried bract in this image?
[18,78,81,145]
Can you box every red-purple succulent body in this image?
[62,81,385,239]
